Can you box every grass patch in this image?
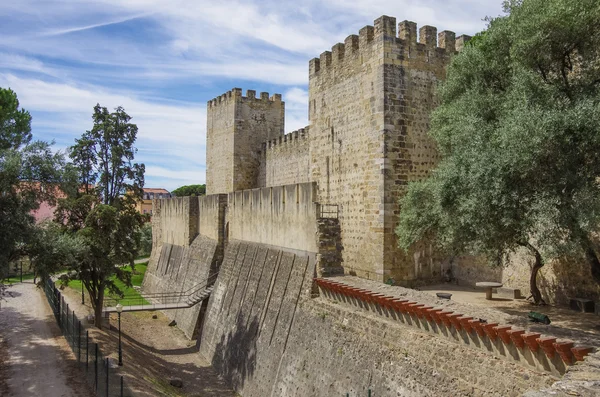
[2,273,35,284]
[63,263,149,306]
[144,376,185,397]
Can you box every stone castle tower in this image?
[206,15,471,285]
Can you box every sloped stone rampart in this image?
[199,240,556,396]
[143,194,226,338]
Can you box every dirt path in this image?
[0,282,93,397]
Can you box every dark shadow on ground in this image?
[90,314,235,397]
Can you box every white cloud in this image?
[0,73,206,188]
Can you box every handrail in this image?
[122,271,219,299]
[103,271,219,307]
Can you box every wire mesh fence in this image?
[44,277,133,397]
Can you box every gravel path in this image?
[0,282,92,397]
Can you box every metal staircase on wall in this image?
[103,273,217,313]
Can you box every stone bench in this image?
[569,298,595,313]
[493,287,523,299]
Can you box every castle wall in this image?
[308,18,387,281]
[307,15,467,284]
[379,17,460,283]
[199,240,553,397]
[143,195,226,338]
[227,183,318,254]
[260,127,311,188]
[153,197,199,247]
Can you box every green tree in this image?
[0,88,64,278]
[396,0,600,304]
[171,184,205,197]
[55,104,145,328]
[28,221,87,283]
[138,222,153,257]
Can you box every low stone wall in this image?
[198,240,558,396]
[451,249,600,305]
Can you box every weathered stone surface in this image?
[206,89,284,195]
[227,183,319,254]
[143,195,227,339]
[199,241,555,397]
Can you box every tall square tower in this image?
[206,88,285,194]
[308,16,467,283]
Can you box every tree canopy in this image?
[171,184,206,197]
[396,0,600,303]
[0,87,64,277]
[54,104,145,327]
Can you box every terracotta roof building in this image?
[137,188,171,215]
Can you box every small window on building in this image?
[143,210,147,214]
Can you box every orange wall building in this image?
[136,188,172,216]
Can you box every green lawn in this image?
[2,273,36,284]
[64,262,149,306]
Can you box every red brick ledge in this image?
[314,278,595,367]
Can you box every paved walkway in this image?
[0,282,92,397]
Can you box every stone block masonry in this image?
[199,13,598,303]
[204,16,471,286]
[259,127,310,188]
[308,16,466,283]
[227,183,319,253]
[206,88,284,195]
[199,241,555,397]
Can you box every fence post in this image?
[95,343,98,393]
[368,389,372,397]
[86,331,89,369]
[78,320,81,362]
[106,357,109,397]
[72,310,75,346]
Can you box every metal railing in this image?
[43,278,133,397]
[103,271,218,309]
[319,203,339,219]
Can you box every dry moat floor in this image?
[58,285,237,397]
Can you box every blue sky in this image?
[0,0,503,191]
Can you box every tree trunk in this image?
[584,247,600,284]
[520,242,546,305]
[93,288,104,329]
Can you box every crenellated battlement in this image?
[207,88,283,108]
[264,126,309,150]
[309,15,471,77]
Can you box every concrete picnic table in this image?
[475,282,503,300]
